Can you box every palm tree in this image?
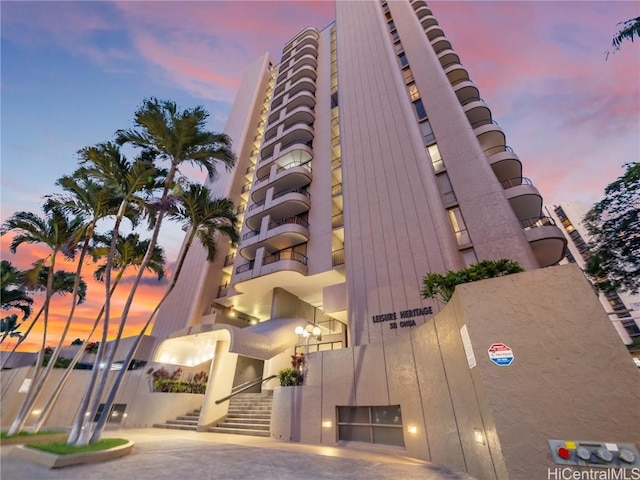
[0,208,85,435]
[89,184,238,442]
[30,234,165,433]
[65,144,163,445]
[1,260,33,327]
[1,269,85,369]
[74,98,235,445]
[607,16,640,59]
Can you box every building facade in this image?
[549,201,640,345]
[151,0,567,356]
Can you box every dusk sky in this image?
[1,1,639,351]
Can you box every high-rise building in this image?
[151,0,568,349]
[549,201,640,344]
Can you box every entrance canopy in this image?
[154,318,303,366]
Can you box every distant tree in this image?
[70,338,84,345]
[583,162,639,295]
[422,259,524,304]
[607,16,640,59]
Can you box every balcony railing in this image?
[460,96,485,106]
[332,213,344,229]
[268,216,309,230]
[242,229,260,241]
[331,183,343,197]
[332,249,345,266]
[471,119,500,130]
[248,199,266,213]
[262,249,308,266]
[484,145,514,157]
[236,261,255,274]
[246,164,255,175]
[241,183,252,193]
[224,253,235,267]
[236,204,247,214]
[273,186,311,200]
[217,283,229,298]
[520,216,556,230]
[331,158,342,170]
[501,177,533,189]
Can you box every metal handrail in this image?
[501,177,533,189]
[471,119,500,129]
[215,375,277,404]
[484,145,514,156]
[460,96,484,106]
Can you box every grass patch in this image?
[28,438,128,455]
[1,430,60,439]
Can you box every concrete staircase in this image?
[153,408,201,431]
[208,391,273,437]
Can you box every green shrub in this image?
[278,367,303,387]
[422,259,524,304]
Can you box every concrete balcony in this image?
[521,216,567,267]
[471,119,505,153]
[452,78,479,105]
[424,24,444,41]
[252,161,312,203]
[431,36,452,56]
[261,123,314,160]
[257,144,312,178]
[461,96,491,126]
[485,145,522,184]
[239,216,310,260]
[444,62,469,85]
[436,48,460,70]
[245,186,311,231]
[502,177,543,221]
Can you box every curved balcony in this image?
[501,177,542,221]
[437,49,461,69]
[444,63,469,85]
[419,14,438,30]
[264,103,315,144]
[414,5,433,20]
[245,186,311,230]
[471,119,505,153]
[257,143,312,178]
[431,36,452,55]
[267,90,316,126]
[411,0,428,9]
[289,66,318,87]
[277,54,318,83]
[521,216,567,267]
[424,25,444,41]
[462,96,491,125]
[283,27,319,55]
[292,37,318,55]
[485,145,522,183]
[452,78,479,105]
[252,160,312,203]
[261,123,314,160]
[239,216,310,260]
[260,249,308,277]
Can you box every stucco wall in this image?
[270,264,640,480]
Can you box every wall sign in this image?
[371,306,433,330]
[487,343,514,366]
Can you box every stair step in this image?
[217,422,269,431]
[209,427,270,437]
[224,418,270,425]
[153,423,198,431]
[166,419,198,426]
[177,415,200,421]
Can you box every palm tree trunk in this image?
[90,234,195,442]
[31,275,122,433]
[70,212,124,445]
[1,306,44,370]
[79,171,176,445]
[7,254,56,436]
[19,236,93,431]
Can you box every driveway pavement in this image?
[1,428,476,479]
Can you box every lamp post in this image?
[295,324,322,354]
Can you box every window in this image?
[394,41,404,54]
[402,68,414,84]
[413,99,426,119]
[337,405,404,447]
[427,144,444,172]
[448,207,471,246]
[437,172,456,205]
[419,120,435,144]
[407,83,420,101]
[398,52,408,67]
[392,30,400,43]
